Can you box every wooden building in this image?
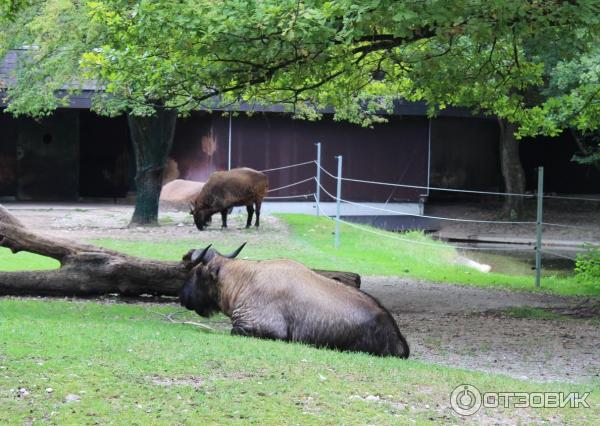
[2,51,598,229]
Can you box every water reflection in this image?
[456,244,578,277]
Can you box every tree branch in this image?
[0,205,360,297]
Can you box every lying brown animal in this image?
[159,179,205,211]
[190,168,268,230]
[179,243,410,358]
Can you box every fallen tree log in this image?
[0,206,360,297]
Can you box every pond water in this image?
[456,244,577,277]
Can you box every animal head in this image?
[190,202,212,230]
[179,242,247,317]
[179,260,221,317]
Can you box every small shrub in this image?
[575,245,600,283]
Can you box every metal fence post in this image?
[535,166,544,288]
[315,142,321,216]
[227,112,232,170]
[335,155,343,248]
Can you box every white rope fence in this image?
[314,198,528,252]
[317,163,597,230]
[239,146,597,287]
[267,177,314,193]
[251,157,597,231]
[318,156,598,288]
[340,175,536,198]
[321,167,600,202]
[251,156,597,231]
[317,182,537,225]
[264,193,315,200]
[259,160,315,173]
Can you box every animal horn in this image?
[191,244,212,265]
[223,242,247,259]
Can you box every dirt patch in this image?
[364,277,600,383]
[5,204,290,244]
[149,376,204,389]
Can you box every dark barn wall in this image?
[430,116,501,195]
[227,114,429,202]
[17,110,79,200]
[169,113,429,203]
[1,109,132,200]
[430,116,600,197]
[79,111,131,198]
[520,132,600,194]
[0,112,18,197]
[2,109,430,202]
[169,112,227,182]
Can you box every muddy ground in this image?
[2,204,599,384]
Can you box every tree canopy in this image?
[2,1,599,222]
[2,0,599,129]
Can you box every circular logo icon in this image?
[450,384,482,416]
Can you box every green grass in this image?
[0,299,597,425]
[159,215,175,225]
[279,214,600,297]
[98,214,600,297]
[0,251,59,271]
[498,307,600,325]
[500,307,569,320]
[1,214,598,297]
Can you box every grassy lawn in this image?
[0,299,597,425]
[501,307,570,320]
[1,214,597,297]
[94,214,598,297]
[0,251,59,272]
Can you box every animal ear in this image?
[222,242,247,259]
[182,249,195,265]
[208,265,220,281]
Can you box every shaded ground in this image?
[3,203,599,383]
[428,199,600,245]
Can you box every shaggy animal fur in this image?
[179,245,409,358]
[190,168,268,230]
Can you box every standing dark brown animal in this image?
[190,168,268,230]
[179,243,410,358]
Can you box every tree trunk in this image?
[128,108,178,226]
[0,208,360,297]
[498,118,526,219]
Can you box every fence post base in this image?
[535,166,544,288]
[315,142,321,216]
[335,155,343,249]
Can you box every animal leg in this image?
[232,325,287,341]
[231,316,288,341]
[254,200,262,228]
[245,205,254,229]
[220,209,228,228]
[231,326,250,336]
